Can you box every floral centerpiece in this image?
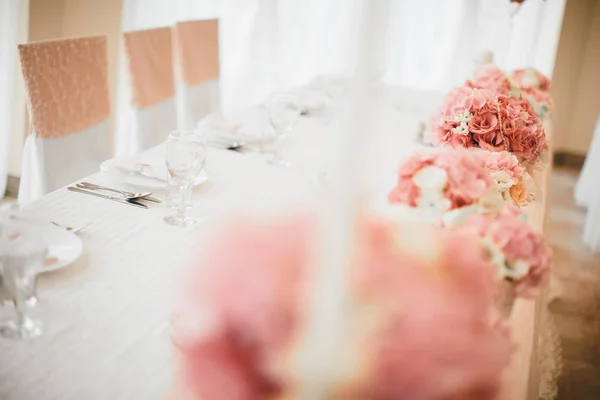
[456,208,552,317]
[387,149,497,220]
[464,64,553,120]
[431,86,549,166]
[172,215,513,399]
[480,150,537,208]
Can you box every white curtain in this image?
[0,0,21,198]
[117,0,562,127]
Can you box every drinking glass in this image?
[0,223,46,339]
[164,130,207,227]
[266,92,301,168]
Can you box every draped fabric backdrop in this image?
[116,0,563,148]
[0,0,21,198]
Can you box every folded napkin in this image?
[108,159,167,181]
[198,114,241,140]
[198,113,265,146]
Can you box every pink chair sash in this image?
[18,36,110,139]
[173,19,219,86]
[123,27,176,109]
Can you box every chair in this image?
[122,27,177,153]
[173,19,220,129]
[17,36,111,203]
[575,116,600,208]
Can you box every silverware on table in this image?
[50,220,93,234]
[67,187,148,209]
[77,182,162,203]
[9,215,92,234]
[207,138,246,152]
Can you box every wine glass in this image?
[0,222,47,339]
[164,130,207,228]
[267,92,301,168]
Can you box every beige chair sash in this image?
[123,27,176,109]
[173,19,219,86]
[18,36,110,139]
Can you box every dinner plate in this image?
[100,159,209,190]
[39,224,84,273]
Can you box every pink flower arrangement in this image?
[432,87,549,165]
[387,149,494,211]
[510,68,551,92]
[173,215,513,399]
[466,65,512,95]
[458,210,552,298]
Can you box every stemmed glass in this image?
[164,130,207,228]
[0,222,47,339]
[267,92,301,168]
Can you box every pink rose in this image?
[468,112,499,135]
[468,112,510,151]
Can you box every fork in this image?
[78,182,162,203]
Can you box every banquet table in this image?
[0,84,550,400]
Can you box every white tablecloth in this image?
[0,85,547,400]
[0,85,435,400]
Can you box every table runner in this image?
[0,85,551,400]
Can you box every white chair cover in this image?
[17,36,111,204]
[173,19,220,129]
[575,116,600,208]
[122,27,177,152]
[19,122,110,202]
[177,80,219,130]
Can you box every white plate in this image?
[39,224,84,273]
[100,159,209,190]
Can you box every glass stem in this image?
[274,132,286,161]
[177,184,188,219]
[13,297,26,328]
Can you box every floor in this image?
[547,167,600,399]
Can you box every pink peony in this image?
[388,149,494,210]
[466,65,512,95]
[459,210,552,297]
[174,215,513,399]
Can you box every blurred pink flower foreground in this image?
[173,214,513,400]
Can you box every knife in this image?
[78,182,162,203]
[68,187,148,209]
